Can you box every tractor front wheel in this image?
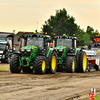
[66,56,75,73]
[49,51,57,74]
[34,56,46,74]
[10,54,21,73]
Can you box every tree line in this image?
[41,8,99,46]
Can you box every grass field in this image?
[93,95,100,100]
[87,95,100,100]
[0,67,9,70]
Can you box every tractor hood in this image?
[21,46,37,50]
[55,46,66,50]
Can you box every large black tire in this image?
[66,56,75,73]
[34,56,46,74]
[10,54,21,73]
[75,50,81,72]
[49,51,57,74]
[75,51,87,72]
[23,67,33,73]
[79,51,87,72]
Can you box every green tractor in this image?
[10,33,57,74]
[54,34,87,73]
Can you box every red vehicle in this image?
[83,35,100,71]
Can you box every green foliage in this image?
[42,8,78,36]
[86,26,99,37]
[41,8,100,46]
[80,33,91,46]
[75,25,100,46]
[42,24,53,36]
[75,28,91,46]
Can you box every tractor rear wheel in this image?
[75,50,81,72]
[23,67,33,73]
[49,51,57,74]
[10,54,21,73]
[79,51,87,72]
[34,56,46,74]
[66,56,75,73]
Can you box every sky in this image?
[0,0,100,34]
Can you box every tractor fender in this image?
[7,53,13,59]
[37,53,45,56]
[76,50,81,59]
[13,51,22,56]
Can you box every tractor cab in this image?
[18,32,51,54]
[54,34,78,53]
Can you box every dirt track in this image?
[0,64,100,100]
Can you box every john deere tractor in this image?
[10,33,57,74]
[54,34,87,73]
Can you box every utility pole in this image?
[37,21,38,32]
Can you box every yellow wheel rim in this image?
[72,60,75,70]
[83,54,87,71]
[42,60,46,71]
[51,56,56,70]
[18,66,21,69]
